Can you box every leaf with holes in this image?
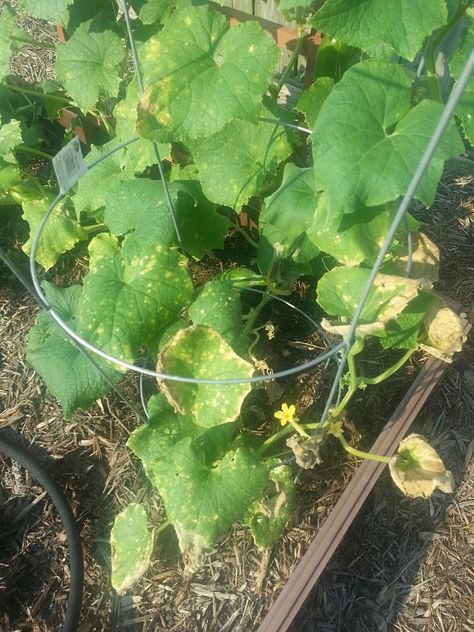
[55,21,126,111]
[312,62,463,214]
[313,0,448,61]
[111,504,154,594]
[157,325,253,428]
[137,4,279,142]
[78,234,193,366]
[22,194,86,270]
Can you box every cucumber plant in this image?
[1,0,472,592]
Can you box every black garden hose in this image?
[0,435,83,632]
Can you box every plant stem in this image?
[363,348,414,385]
[82,223,108,235]
[235,223,258,248]
[92,109,114,135]
[243,295,271,335]
[424,0,468,102]
[258,424,295,455]
[338,433,390,464]
[274,27,305,97]
[3,82,74,106]
[15,145,53,160]
[10,34,56,50]
[155,519,171,537]
[329,338,364,419]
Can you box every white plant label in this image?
[52,136,87,193]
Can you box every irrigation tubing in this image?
[0,435,83,632]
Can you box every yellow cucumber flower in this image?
[274,402,296,427]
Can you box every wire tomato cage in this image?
[27,0,474,431]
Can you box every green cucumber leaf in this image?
[0,6,26,80]
[312,36,361,82]
[139,0,176,24]
[189,110,291,210]
[128,395,236,462]
[73,141,135,218]
[450,20,474,144]
[103,178,179,250]
[157,325,253,427]
[78,234,193,365]
[313,0,448,61]
[188,280,247,354]
[133,437,268,570]
[318,266,426,336]
[258,164,320,272]
[26,282,120,417]
[457,91,474,145]
[19,0,73,27]
[0,118,22,162]
[373,292,434,350]
[22,194,86,270]
[110,503,154,595]
[114,80,170,172]
[312,62,463,214]
[295,77,334,128]
[450,18,474,92]
[278,0,314,9]
[55,21,126,111]
[138,5,279,142]
[244,463,295,548]
[103,178,229,259]
[171,180,230,258]
[308,195,393,266]
[0,159,20,195]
